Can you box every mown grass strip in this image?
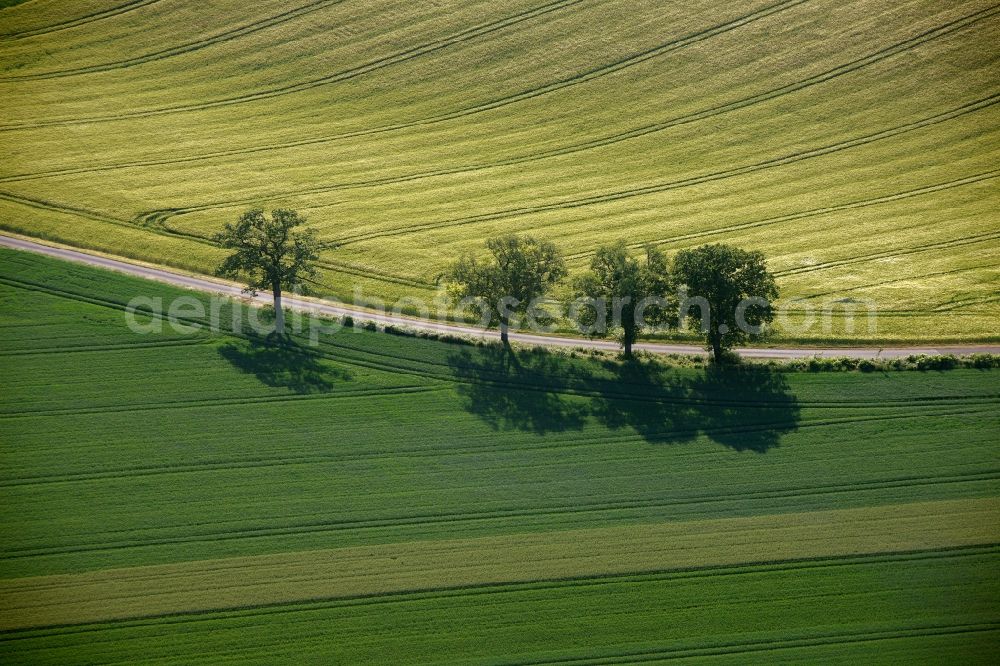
[3,548,995,663]
[1,497,995,631]
[1,546,994,644]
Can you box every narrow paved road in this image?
[3,233,997,359]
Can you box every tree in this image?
[571,241,673,359]
[447,234,566,347]
[672,243,778,363]
[214,208,320,337]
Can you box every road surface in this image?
[2,233,997,360]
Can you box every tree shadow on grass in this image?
[592,361,800,452]
[446,346,799,452]
[218,334,351,393]
[448,345,589,434]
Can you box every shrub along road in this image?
[2,233,997,359]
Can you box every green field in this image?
[0,248,998,662]
[0,0,998,341]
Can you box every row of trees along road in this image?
[447,235,778,362]
[214,208,778,363]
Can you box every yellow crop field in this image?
[0,0,997,340]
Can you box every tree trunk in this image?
[499,317,509,347]
[273,282,285,336]
[623,338,633,360]
[710,334,723,364]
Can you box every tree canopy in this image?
[571,242,672,358]
[672,243,778,362]
[214,208,320,336]
[447,234,566,346]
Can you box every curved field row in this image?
[48,0,974,192]
[0,8,827,184]
[0,0,592,131]
[0,190,132,227]
[313,258,436,288]
[0,0,345,81]
[774,230,1000,277]
[2,0,982,167]
[0,0,162,39]
[0,3,998,658]
[125,8,998,230]
[11,168,994,309]
[0,196,426,288]
[328,95,998,246]
[0,0,848,181]
[563,170,1000,260]
[329,139,992,262]
[799,264,995,301]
